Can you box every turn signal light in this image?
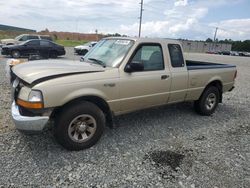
[17,99,43,109]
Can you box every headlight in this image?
[17,90,44,109]
[28,90,43,102]
[12,77,20,88]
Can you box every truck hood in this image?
[12,59,105,85]
[74,45,88,50]
[1,38,16,44]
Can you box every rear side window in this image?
[168,44,185,68]
[40,36,52,41]
[28,35,39,40]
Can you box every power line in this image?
[138,0,144,37]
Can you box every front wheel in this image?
[194,86,220,116]
[54,101,105,150]
[11,50,21,58]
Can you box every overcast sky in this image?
[1,0,250,40]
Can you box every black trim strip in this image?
[186,60,236,70]
[30,71,104,86]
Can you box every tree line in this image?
[206,38,250,52]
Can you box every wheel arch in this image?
[11,49,21,57]
[51,95,114,127]
[203,80,223,103]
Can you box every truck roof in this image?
[105,37,181,45]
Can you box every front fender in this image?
[61,88,108,106]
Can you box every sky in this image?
[0,0,250,40]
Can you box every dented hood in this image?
[12,59,105,84]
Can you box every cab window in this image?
[131,44,164,71]
[168,44,185,68]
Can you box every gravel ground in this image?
[0,50,250,187]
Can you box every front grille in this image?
[10,69,16,83]
[13,84,21,101]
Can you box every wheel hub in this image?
[206,93,216,110]
[77,123,87,133]
[68,114,97,143]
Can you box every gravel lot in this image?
[0,49,250,187]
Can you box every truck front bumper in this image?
[11,102,49,133]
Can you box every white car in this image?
[74,41,97,55]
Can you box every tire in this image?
[54,101,105,150]
[194,86,220,116]
[11,50,21,58]
[49,51,58,58]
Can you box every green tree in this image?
[205,38,213,42]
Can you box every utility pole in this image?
[213,27,218,51]
[213,27,218,42]
[138,0,144,37]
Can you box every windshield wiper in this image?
[88,58,106,68]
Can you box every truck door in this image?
[167,44,188,103]
[119,43,171,113]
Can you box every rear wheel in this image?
[11,50,20,58]
[54,101,105,150]
[194,86,220,116]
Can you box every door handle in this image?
[161,75,169,80]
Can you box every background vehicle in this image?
[0,34,52,47]
[1,39,65,58]
[230,51,239,56]
[11,37,236,150]
[219,51,231,55]
[74,41,97,55]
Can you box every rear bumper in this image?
[11,102,49,133]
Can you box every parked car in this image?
[1,39,65,58]
[74,41,97,55]
[10,37,236,150]
[238,51,250,57]
[0,34,52,47]
[230,51,239,56]
[220,51,231,55]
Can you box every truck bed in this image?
[186,60,236,70]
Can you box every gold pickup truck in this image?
[11,37,237,150]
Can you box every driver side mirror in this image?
[124,61,144,73]
[80,57,85,62]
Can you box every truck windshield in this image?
[84,39,134,67]
[15,35,23,40]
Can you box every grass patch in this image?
[55,40,88,47]
[0,34,15,40]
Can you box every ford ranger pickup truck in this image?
[10,37,237,150]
